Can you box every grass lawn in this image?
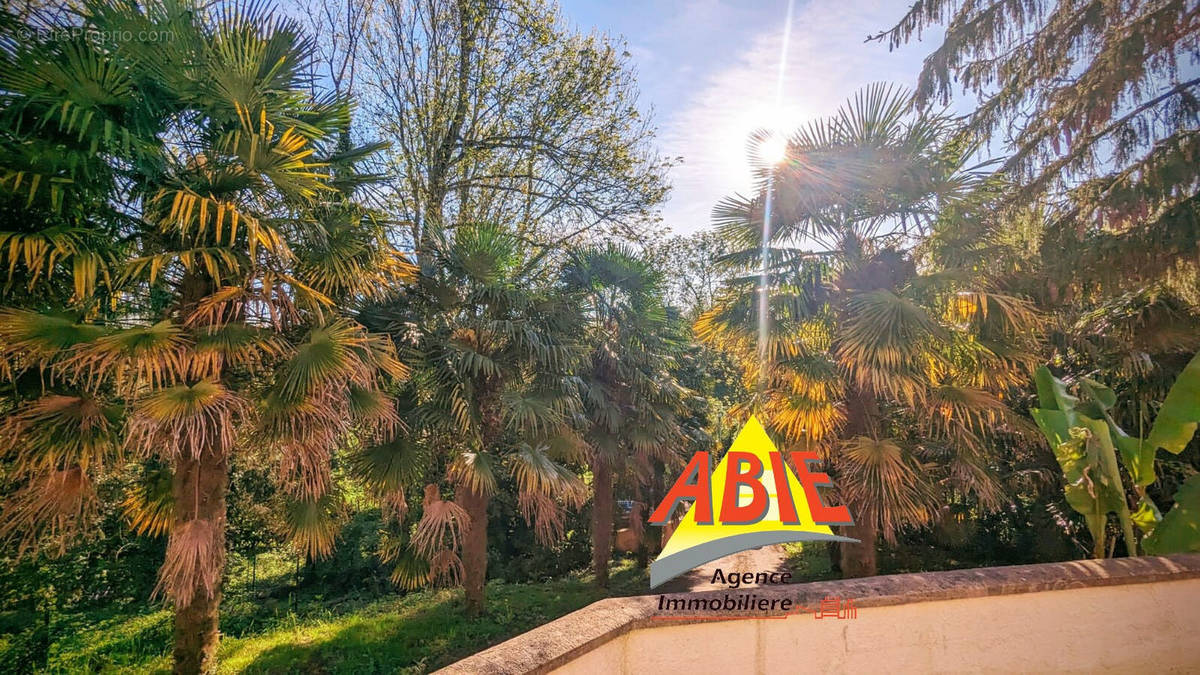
[36,546,857,673]
[42,559,650,674]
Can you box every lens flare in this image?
[760,133,788,165]
[758,0,797,393]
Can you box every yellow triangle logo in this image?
[650,416,857,588]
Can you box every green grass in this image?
[782,541,839,582]
[41,559,650,674]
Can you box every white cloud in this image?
[658,0,939,234]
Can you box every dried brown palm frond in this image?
[380,489,408,525]
[0,467,97,555]
[125,381,248,460]
[411,484,468,559]
[517,491,567,545]
[155,519,222,605]
[259,391,344,499]
[0,394,122,474]
[63,321,191,393]
[627,501,646,541]
[278,444,333,500]
[839,436,939,543]
[427,549,463,587]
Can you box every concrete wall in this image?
[438,555,1200,675]
[554,578,1200,674]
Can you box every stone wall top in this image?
[436,553,1200,675]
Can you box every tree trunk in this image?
[838,519,877,578]
[171,452,228,675]
[591,458,614,588]
[456,483,490,617]
[837,386,879,578]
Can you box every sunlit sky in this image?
[556,0,947,235]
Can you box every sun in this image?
[758,132,788,165]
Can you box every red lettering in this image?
[768,452,802,524]
[649,452,712,524]
[719,451,769,524]
[790,451,853,525]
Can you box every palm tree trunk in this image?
[838,519,877,578]
[838,387,879,578]
[591,458,614,588]
[171,452,228,675]
[456,483,490,617]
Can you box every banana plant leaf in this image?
[1147,351,1200,455]
[1143,474,1200,555]
[1131,497,1162,535]
[1032,368,1139,552]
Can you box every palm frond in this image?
[125,381,248,460]
[0,467,97,556]
[349,437,430,495]
[285,492,342,560]
[0,309,108,367]
[449,451,498,498]
[123,464,175,537]
[839,436,938,542]
[0,394,122,474]
[411,484,468,559]
[156,519,222,605]
[64,321,191,392]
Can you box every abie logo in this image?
[648,416,857,588]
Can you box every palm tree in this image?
[0,2,410,672]
[361,222,586,616]
[562,244,685,587]
[697,85,1039,576]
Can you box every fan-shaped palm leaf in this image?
[125,381,248,460]
[0,394,122,474]
[840,436,938,542]
[285,491,343,560]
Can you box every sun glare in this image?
[759,133,788,165]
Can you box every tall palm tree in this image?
[562,244,685,587]
[0,2,410,672]
[361,222,585,616]
[697,85,1040,576]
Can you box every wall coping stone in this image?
[436,553,1200,674]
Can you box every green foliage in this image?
[29,558,649,674]
[1144,474,1200,555]
[698,85,1041,557]
[1147,352,1200,455]
[1032,355,1200,557]
[355,0,671,246]
[876,0,1200,294]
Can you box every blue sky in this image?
[557,0,946,235]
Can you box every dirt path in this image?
[654,544,790,593]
